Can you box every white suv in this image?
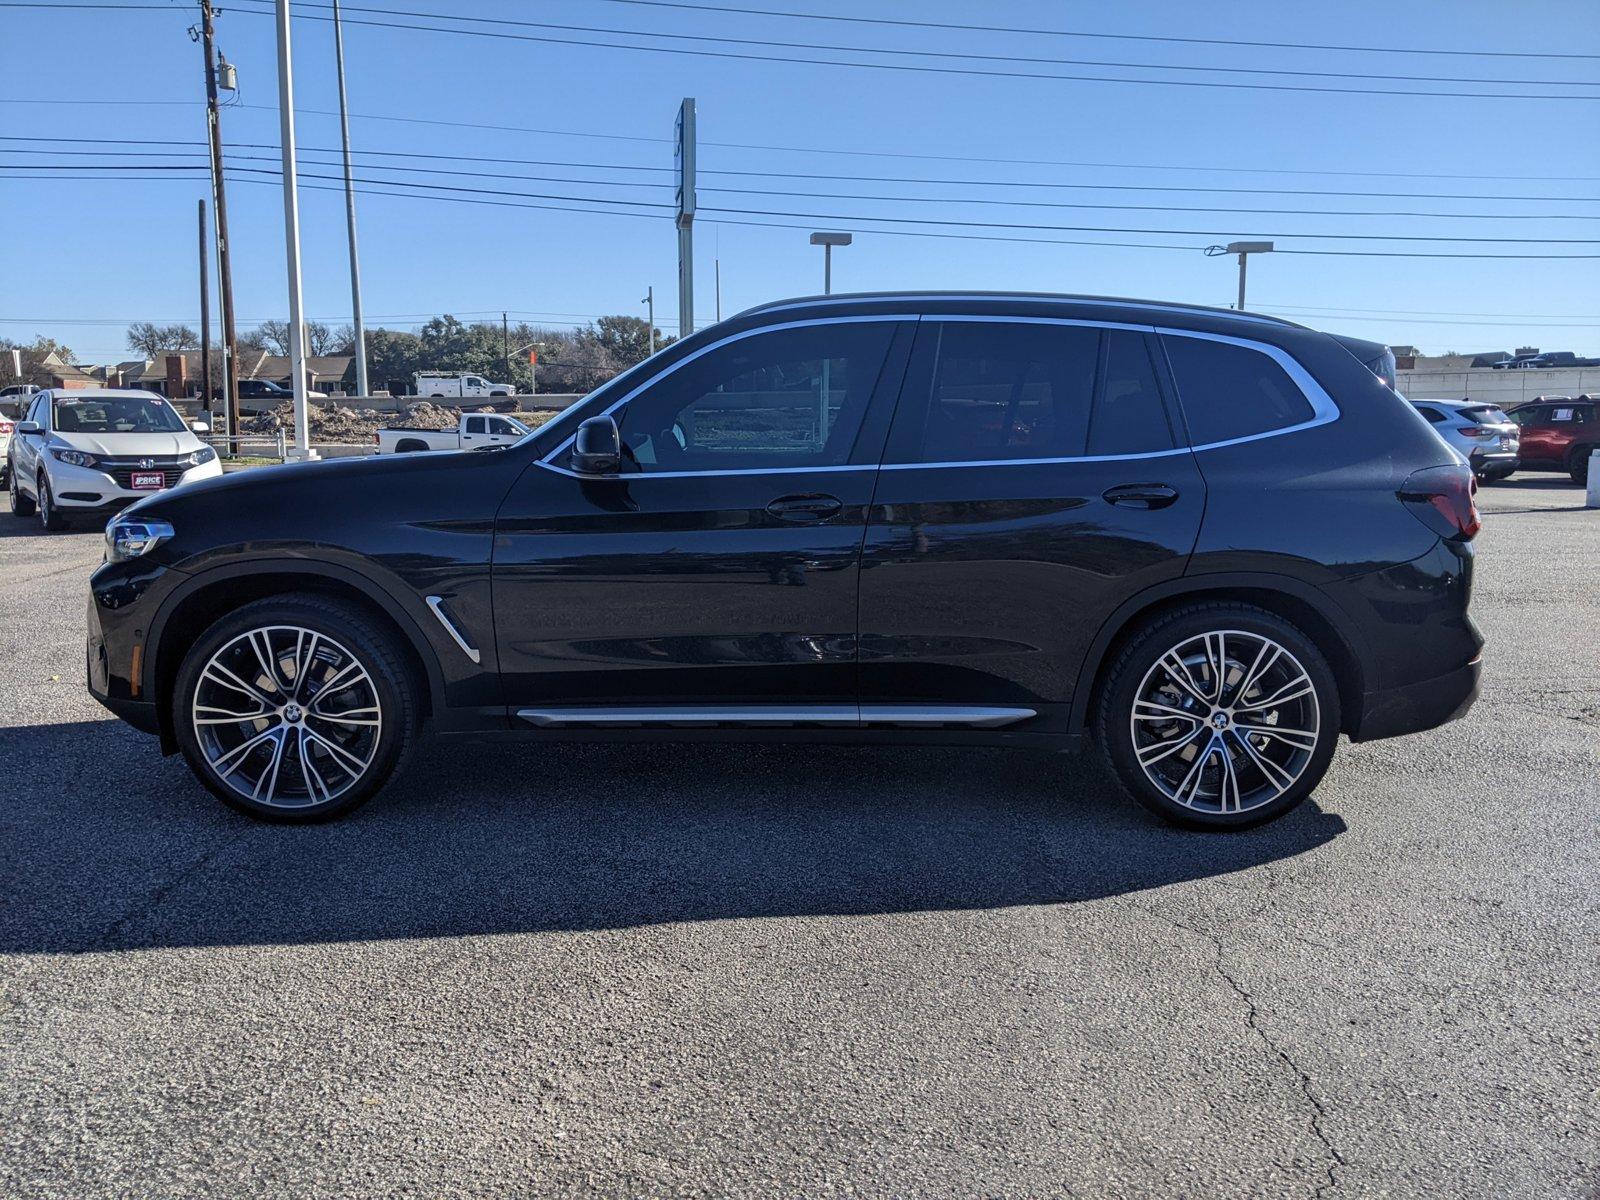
[7,389,223,530]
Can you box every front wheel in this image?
[1096,604,1342,830]
[37,473,63,530]
[172,594,420,821]
[1569,447,1594,485]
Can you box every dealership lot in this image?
[0,480,1595,1197]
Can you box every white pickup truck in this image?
[375,412,531,454]
[415,372,514,398]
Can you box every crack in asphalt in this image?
[1136,906,1348,1199]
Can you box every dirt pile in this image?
[241,400,489,441]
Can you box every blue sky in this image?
[2,0,1597,365]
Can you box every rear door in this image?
[856,318,1205,734]
[1510,404,1560,463]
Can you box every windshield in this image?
[54,394,186,434]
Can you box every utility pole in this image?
[331,0,369,397]
[643,287,656,355]
[502,312,510,381]
[274,0,316,460]
[199,0,240,451]
[198,199,212,418]
[715,257,722,323]
[674,98,696,339]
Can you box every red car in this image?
[1506,396,1598,483]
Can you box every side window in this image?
[1550,406,1578,423]
[488,418,515,435]
[616,321,897,473]
[1416,406,1447,424]
[464,416,487,434]
[887,321,1098,464]
[1508,407,1541,426]
[1161,335,1318,446]
[1089,331,1173,456]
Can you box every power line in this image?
[12,152,1597,223]
[8,136,1598,206]
[6,110,1599,187]
[215,0,1600,90]
[211,0,1600,101]
[13,159,1599,240]
[8,169,1597,258]
[579,0,1600,63]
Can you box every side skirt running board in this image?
[516,704,1036,729]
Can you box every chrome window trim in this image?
[538,314,920,466]
[532,312,1339,479]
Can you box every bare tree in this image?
[241,319,338,356]
[126,322,199,357]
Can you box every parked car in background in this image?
[236,378,328,405]
[1506,396,1597,482]
[89,293,1482,830]
[0,397,23,486]
[1410,399,1519,482]
[375,411,531,454]
[415,372,514,399]
[7,388,221,529]
[1,383,40,401]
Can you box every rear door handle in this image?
[1102,483,1180,509]
[766,493,844,522]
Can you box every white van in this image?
[414,372,513,399]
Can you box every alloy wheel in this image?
[191,624,383,809]
[1129,629,1321,816]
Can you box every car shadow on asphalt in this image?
[0,720,1347,955]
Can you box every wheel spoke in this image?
[210,726,281,778]
[252,729,289,801]
[1238,672,1313,713]
[1137,723,1207,768]
[291,631,320,702]
[1237,723,1319,752]
[1202,632,1227,703]
[302,727,373,778]
[310,660,366,710]
[299,728,333,804]
[1157,651,1212,708]
[245,630,287,695]
[1169,735,1217,808]
[307,711,381,728]
[202,662,277,707]
[1133,698,1202,723]
[1231,641,1279,709]
[1216,742,1243,813]
[1231,728,1297,795]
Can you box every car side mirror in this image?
[571,415,622,476]
[16,421,41,435]
[191,419,211,434]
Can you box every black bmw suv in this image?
[88,293,1483,829]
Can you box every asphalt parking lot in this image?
[1,477,1595,1198]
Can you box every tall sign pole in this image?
[331,0,369,398]
[274,0,317,460]
[675,98,696,340]
[198,199,212,417]
[199,0,240,451]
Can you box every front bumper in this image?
[49,457,223,511]
[86,557,187,741]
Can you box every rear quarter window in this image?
[1160,335,1317,446]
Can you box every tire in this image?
[8,463,34,516]
[171,593,421,822]
[37,472,64,530]
[1568,446,1594,485]
[1095,603,1342,831]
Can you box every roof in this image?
[736,291,1305,331]
[38,387,165,400]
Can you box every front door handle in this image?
[1102,483,1180,510]
[766,493,844,522]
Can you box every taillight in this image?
[1399,464,1480,541]
[1457,425,1492,438]
[0,421,12,434]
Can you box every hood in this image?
[53,430,204,458]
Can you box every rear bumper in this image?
[1350,653,1481,742]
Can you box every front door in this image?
[857,319,1207,734]
[491,319,913,717]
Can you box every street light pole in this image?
[274,0,317,460]
[1207,240,1274,310]
[331,0,369,398]
[643,286,656,355]
[809,231,852,295]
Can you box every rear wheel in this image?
[1569,446,1594,484]
[8,464,35,516]
[1096,604,1342,830]
[172,594,420,822]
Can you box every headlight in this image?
[104,517,175,563]
[50,447,99,469]
[187,446,218,466]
